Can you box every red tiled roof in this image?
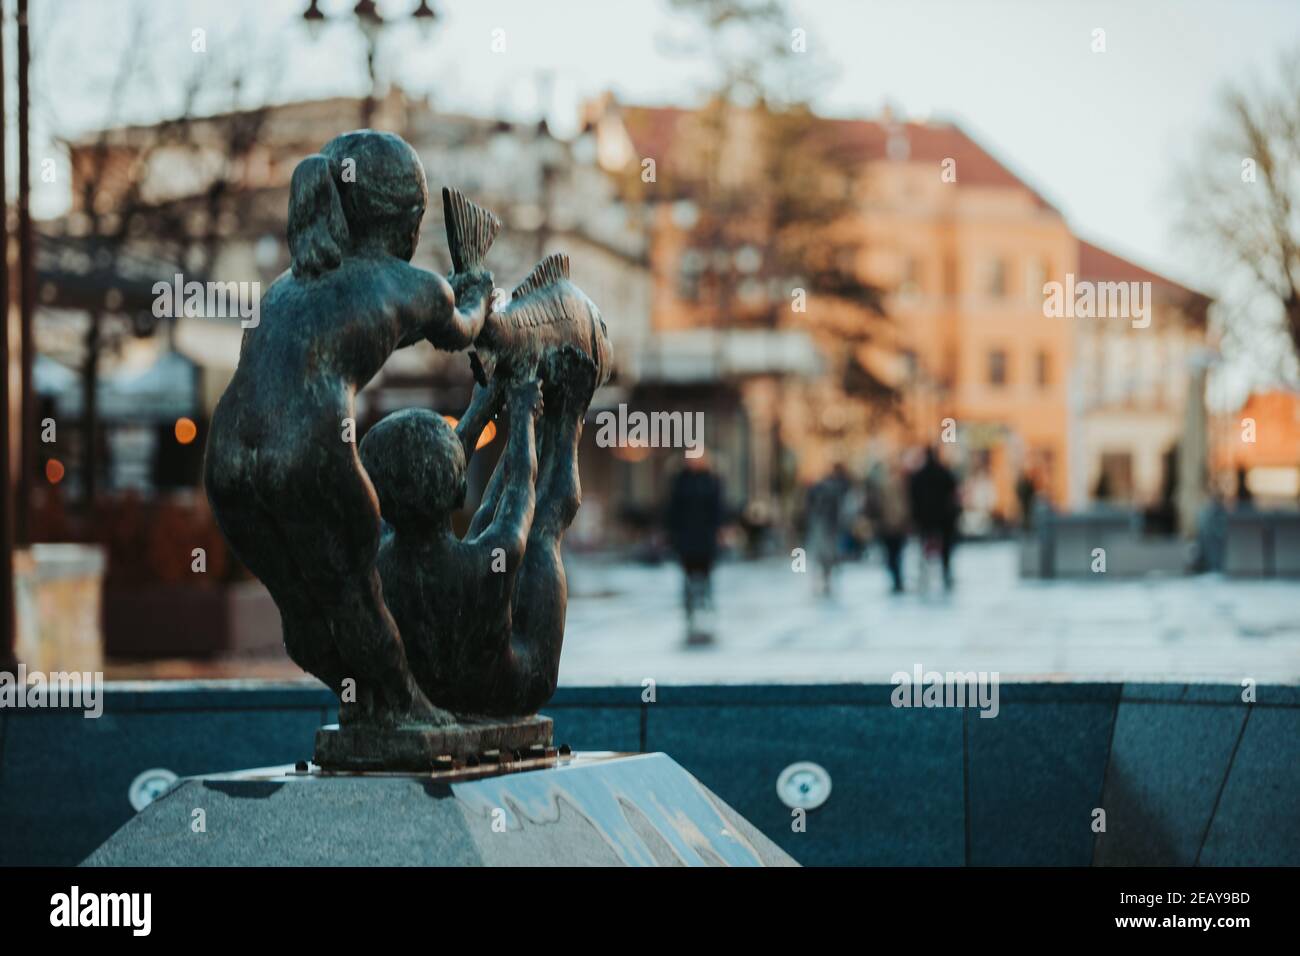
[619,105,690,162]
[616,104,1056,209]
[614,102,1213,312]
[821,117,1053,205]
[1078,240,1210,308]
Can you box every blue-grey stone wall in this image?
[1,680,1295,866]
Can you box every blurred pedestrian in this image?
[1015,469,1038,530]
[806,463,851,596]
[1235,467,1254,511]
[666,451,726,645]
[908,446,960,591]
[1197,490,1227,573]
[841,480,869,560]
[867,457,910,594]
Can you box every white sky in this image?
[18,0,1300,298]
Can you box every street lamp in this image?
[412,0,438,41]
[301,1,440,127]
[353,0,384,42]
[301,0,327,41]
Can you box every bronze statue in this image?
[204,128,611,739]
[362,339,600,717]
[204,131,498,726]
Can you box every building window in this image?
[943,255,959,298]
[1026,257,1049,300]
[1097,451,1134,501]
[1035,350,1051,388]
[900,348,919,381]
[988,349,1008,387]
[899,255,921,298]
[671,200,699,230]
[678,249,704,302]
[986,258,1007,298]
[735,244,763,274]
[737,278,765,305]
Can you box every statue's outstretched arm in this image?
[467,446,508,539]
[415,186,501,352]
[469,379,541,568]
[408,270,492,352]
[455,378,503,465]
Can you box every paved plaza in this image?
[101,541,1300,687]
[558,541,1300,686]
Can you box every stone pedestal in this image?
[313,714,553,772]
[82,752,797,867]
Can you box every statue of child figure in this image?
[205,130,497,726]
[359,343,600,718]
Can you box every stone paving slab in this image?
[557,542,1300,687]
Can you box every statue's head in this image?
[288,130,428,278]
[360,409,466,530]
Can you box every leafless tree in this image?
[1182,48,1300,371]
[655,0,889,355]
[42,6,280,506]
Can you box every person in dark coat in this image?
[1015,469,1038,530]
[805,463,852,596]
[666,452,726,644]
[867,457,910,594]
[908,446,960,590]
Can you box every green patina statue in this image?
[204,129,610,737]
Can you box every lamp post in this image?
[1,0,12,668]
[16,0,32,550]
[302,0,439,129]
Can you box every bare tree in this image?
[1182,49,1300,367]
[44,10,280,507]
[657,0,887,351]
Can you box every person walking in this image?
[805,463,852,596]
[666,452,726,645]
[1015,468,1038,530]
[908,446,960,591]
[867,458,910,594]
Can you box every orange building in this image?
[842,114,1078,513]
[587,96,1213,524]
[1214,391,1300,504]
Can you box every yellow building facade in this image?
[590,98,1210,524]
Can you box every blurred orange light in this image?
[175,417,198,445]
[443,416,497,449]
[45,459,65,484]
[612,443,651,462]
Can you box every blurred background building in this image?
[34,89,1224,548]
[5,0,1299,676]
[583,95,1217,530]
